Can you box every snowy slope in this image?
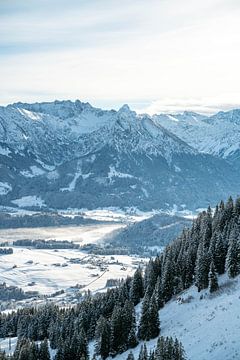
[115,273,240,360]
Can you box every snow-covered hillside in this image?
[116,273,240,360]
[0,100,240,211]
[154,109,240,168]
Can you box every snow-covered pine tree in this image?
[226,227,240,278]
[39,339,50,360]
[127,351,135,360]
[95,316,111,359]
[148,293,160,339]
[208,261,219,293]
[195,241,210,292]
[130,267,144,306]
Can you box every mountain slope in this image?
[114,273,240,360]
[0,101,240,210]
[104,213,192,254]
[154,109,240,169]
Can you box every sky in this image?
[1,0,240,114]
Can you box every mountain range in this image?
[0,100,239,210]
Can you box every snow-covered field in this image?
[0,247,144,295]
[0,221,147,300]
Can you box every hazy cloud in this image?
[1,0,240,113]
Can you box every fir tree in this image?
[214,233,226,274]
[148,294,160,339]
[138,293,151,341]
[226,228,240,278]
[208,261,219,293]
[95,316,111,359]
[127,351,135,360]
[195,242,210,291]
[130,267,144,306]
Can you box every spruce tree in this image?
[195,242,210,291]
[127,351,135,360]
[130,267,144,306]
[95,316,111,359]
[226,227,240,278]
[161,255,174,302]
[39,339,50,360]
[148,294,160,339]
[214,233,226,274]
[208,261,219,293]
[138,293,151,341]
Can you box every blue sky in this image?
[1,0,240,114]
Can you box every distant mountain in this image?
[154,109,240,169]
[0,100,239,210]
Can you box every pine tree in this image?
[39,339,50,360]
[226,228,240,278]
[161,255,174,302]
[95,316,111,359]
[148,294,160,339]
[130,267,144,306]
[208,261,219,293]
[153,276,164,310]
[77,328,89,360]
[214,233,226,274]
[195,242,210,291]
[127,351,135,360]
[138,292,151,341]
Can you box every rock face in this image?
[0,100,239,210]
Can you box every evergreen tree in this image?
[195,242,210,291]
[130,267,144,306]
[126,351,135,360]
[148,294,160,339]
[95,316,111,359]
[153,276,164,310]
[214,233,226,274]
[138,293,151,341]
[39,339,50,360]
[208,261,219,293]
[226,228,240,278]
[161,254,174,302]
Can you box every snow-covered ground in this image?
[115,274,240,360]
[0,221,145,300]
[0,247,144,295]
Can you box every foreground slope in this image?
[116,274,240,360]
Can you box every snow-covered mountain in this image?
[0,100,239,210]
[154,109,240,168]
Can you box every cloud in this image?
[137,95,240,115]
[1,0,240,108]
